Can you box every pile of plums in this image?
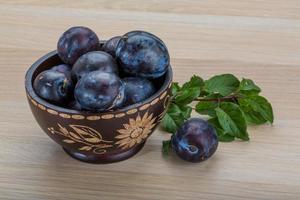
[34,27,170,111]
[33,26,218,163]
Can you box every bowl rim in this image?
[25,50,173,115]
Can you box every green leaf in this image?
[206,93,223,99]
[238,97,266,125]
[168,103,185,125]
[171,82,181,96]
[243,110,267,125]
[195,93,233,117]
[215,102,249,141]
[161,113,178,133]
[204,74,240,96]
[179,105,192,119]
[239,95,274,124]
[208,118,235,142]
[167,102,182,116]
[239,78,261,95]
[175,88,200,105]
[218,133,235,142]
[175,75,203,105]
[161,103,186,133]
[181,75,204,90]
[162,140,171,156]
[195,101,218,117]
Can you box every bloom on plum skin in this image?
[33,70,74,105]
[71,51,118,82]
[122,77,155,107]
[101,36,121,58]
[74,71,125,111]
[116,31,170,79]
[171,118,218,163]
[57,26,99,65]
[51,64,71,75]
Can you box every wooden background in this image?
[0,1,300,199]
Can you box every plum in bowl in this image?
[25,48,172,164]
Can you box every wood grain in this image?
[0,1,300,199]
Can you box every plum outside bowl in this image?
[25,50,172,164]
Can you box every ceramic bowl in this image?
[25,50,172,163]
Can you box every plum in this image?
[33,70,74,104]
[74,71,125,111]
[171,118,218,163]
[101,36,121,58]
[116,31,169,78]
[51,64,71,75]
[71,51,118,82]
[123,77,155,106]
[57,26,99,65]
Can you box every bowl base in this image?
[63,142,145,164]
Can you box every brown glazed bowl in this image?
[25,50,172,164]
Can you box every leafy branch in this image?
[161,74,274,154]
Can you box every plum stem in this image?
[194,94,239,103]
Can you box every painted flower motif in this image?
[115,112,157,150]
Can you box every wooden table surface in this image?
[1,1,300,199]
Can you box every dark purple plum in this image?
[123,77,155,106]
[51,64,71,75]
[74,71,125,111]
[101,36,121,58]
[116,31,169,78]
[57,26,99,65]
[171,118,218,163]
[71,51,118,82]
[33,70,74,105]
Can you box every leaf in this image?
[63,139,75,144]
[239,95,274,124]
[243,110,267,125]
[161,103,192,133]
[217,133,235,142]
[175,88,200,105]
[161,113,178,133]
[175,75,203,105]
[79,146,92,151]
[70,125,102,143]
[167,103,185,123]
[162,140,171,156]
[167,103,181,115]
[204,74,240,96]
[195,101,218,117]
[181,75,204,90]
[171,82,181,96]
[239,78,261,95]
[208,118,235,142]
[238,98,267,125]
[206,93,223,99]
[195,93,224,117]
[179,105,192,119]
[58,124,69,136]
[215,102,249,141]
